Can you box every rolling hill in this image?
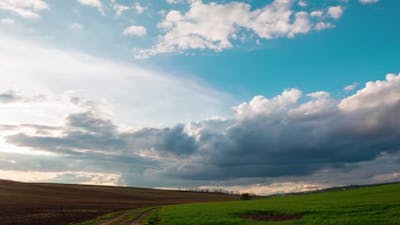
[0,179,237,225]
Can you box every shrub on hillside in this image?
[240,193,251,200]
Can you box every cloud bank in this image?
[3,74,400,190]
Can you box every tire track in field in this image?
[129,208,157,225]
[95,208,157,225]
[97,211,131,225]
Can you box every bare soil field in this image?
[0,179,237,225]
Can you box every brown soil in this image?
[0,179,237,225]
[238,211,303,222]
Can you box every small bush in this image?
[240,193,251,200]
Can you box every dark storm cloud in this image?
[6,111,197,158]
[170,105,400,180]
[162,74,400,180]
[5,74,400,184]
[123,124,197,156]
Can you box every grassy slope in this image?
[156,183,400,225]
[0,179,237,225]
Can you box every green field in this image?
[145,183,400,225]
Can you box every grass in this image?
[72,211,123,225]
[141,209,160,225]
[126,207,154,223]
[154,183,400,225]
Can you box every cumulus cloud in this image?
[234,88,302,119]
[0,0,49,19]
[339,74,400,111]
[77,0,104,15]
[5,74,400,188]
[122,25,147,37]
[137,0,342,58]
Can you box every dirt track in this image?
[129,208,156,225]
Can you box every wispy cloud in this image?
[344,82,359,92]
[359,0,379,4]
[0,17,15,25]
[0,33,232,127]
[68,22,84,31]
[0,0,49,19]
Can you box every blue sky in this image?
[0,0,400,194]
[3,0,399,100]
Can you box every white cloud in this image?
[359,0,379,4]
[298,0,307,7]
[68,22,84,30]
[0,0,49,19]
[314,22,335,31]
[113,3,129,17]
[234,88,302,119]
[310,10,323,17]
[339,74,400,111]
[0,17,14,25]
[328,5,343,19]
[166,0,184,4]
[137,0,341,58]
[373,172,400,182]
[0,169,122,186]
[133,2,146,14]
[122,25,147,37]
[289,91,336,117]
[344,82,359,92]
[77,0,104,15]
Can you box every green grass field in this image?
[146,183,400,225]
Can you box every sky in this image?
[0,0,400,195]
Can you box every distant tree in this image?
[240,193,251,200]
